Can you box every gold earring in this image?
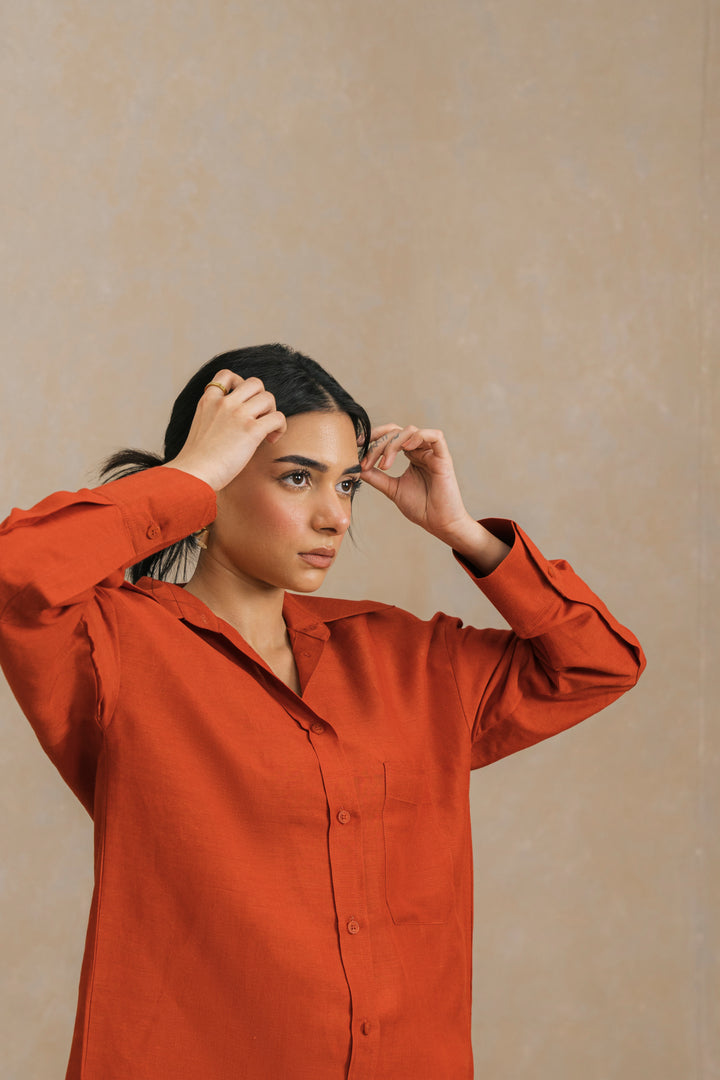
[193,527,210,550]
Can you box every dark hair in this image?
[100,344,371,583]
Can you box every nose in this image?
[311,487,352,535]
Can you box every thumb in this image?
[360,465,399,501]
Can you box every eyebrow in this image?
[272,454,362,474]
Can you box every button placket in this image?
[296,710,377,1078]
[288,624,328,692]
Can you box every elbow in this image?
[598,642,646,696]
[596,632,647,692]
[623,641,647,688]
[547,643,646,700]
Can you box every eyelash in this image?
[280,469,362,497]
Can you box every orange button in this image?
[310,722,325,734]
[337,809,351,825]
[361,1020,371,1036]
[347,918,360,935]
[146,524,161,539]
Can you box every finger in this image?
[408,429,450,458]
[362,427,404,471]
[367,423,403,444]
[382,426,421,468]
[262,410,288,444]
[229,375,267,402]
[358,464,398,500]
[242,389,278,419]
[365,425,402,456]
[375,425,420,470]
[392,428,449,468]
[203,369,244,397]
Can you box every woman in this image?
[0,344,644,1080]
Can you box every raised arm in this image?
[0,369,286,808]
[0,467,216,809]
[446,518,645,766]
[360,422,645,766]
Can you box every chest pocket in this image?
[382,763,454,925]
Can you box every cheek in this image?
[249,490,307,538]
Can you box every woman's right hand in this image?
[162,370,287,492]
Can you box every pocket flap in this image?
[384,762,431,804]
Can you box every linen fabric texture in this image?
[0,467,645,1080]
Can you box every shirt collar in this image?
[127,577,391,636]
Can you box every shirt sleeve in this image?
[0,467,216,810]
[442,519,646,769]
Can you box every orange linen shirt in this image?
[0,467,644,1080]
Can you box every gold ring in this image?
[205,381,229,395]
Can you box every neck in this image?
[184,553,289,654]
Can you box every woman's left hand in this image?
[360,424,476,546]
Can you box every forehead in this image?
[258,410,359,466]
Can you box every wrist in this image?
[442,518,511,576]
[162,459,221,492]
[434,514,483,551]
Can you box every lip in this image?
[298,548,336,568]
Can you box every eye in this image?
[280,469,312,488]
[337,477,363,497]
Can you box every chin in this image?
[284,565,333,593]
[288,574,329,594]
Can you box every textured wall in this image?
[1,2,717,1077]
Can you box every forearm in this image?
[0,467,215,613]
[444,519,645,767]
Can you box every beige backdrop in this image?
[1,2,717,1077]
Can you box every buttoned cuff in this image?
[452,518,568,638]
[97,466,217,562]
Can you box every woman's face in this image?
[204,410,362,593]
